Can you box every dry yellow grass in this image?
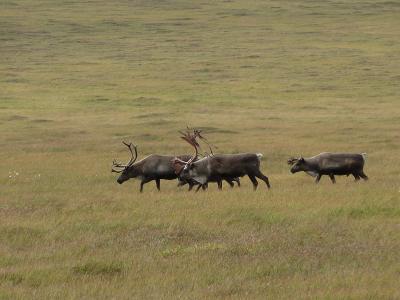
[1,0,400,298]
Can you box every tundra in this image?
[112,141,192,192]
[173,131,270,190]
[287,152,368,183]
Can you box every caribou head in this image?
[173,128,213,183]
[287,156,306,173]
[112,141,138,184]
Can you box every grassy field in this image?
[1,0,400,298]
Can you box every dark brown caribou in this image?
[112,141,192,192]
[173,130,270,190]
[172,133,241,191]
[287,152,368,183]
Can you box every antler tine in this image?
[287,157,298,165]
[179,133,198,164]
[122,141,138,166]
[178,129,188,135]
[191,128,216,156]
[112,159,126,167]
[111,158,124,171]
[111,167,124,173]
[131,144,138,165]
[180,128,200,147]
[193,128,202,138]
[188,139,198,164]
[172,157,189,164]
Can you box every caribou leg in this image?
[359,171,369,181]
[248,175,259,190]
[226,179,235,188]
[329,174,336,184]
[217,180,223,190]
[353,173,360,181]
[177,179,186,187]
[195,185,203,192]
[155,179,161,191]
[234,178,241,187]
[188,183,194,191]
[140,178,152,193]
[254,170,271,189]
[315,174,322,184]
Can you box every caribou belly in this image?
[305,171,318,177]
[192,176,207,184]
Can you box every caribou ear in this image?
[299,157,305,162]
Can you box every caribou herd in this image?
[111,129,368,192]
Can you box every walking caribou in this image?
[112,141,192,192]
[287,152,368,183]
[173,130,270,190]
[112,141,241,192]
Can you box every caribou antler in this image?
[122,141,138,167]
[111,159,125,172]
[287,157,298,165]
[182,126,216,157]
[177,128,199,165]
[195,127,218,156]
[111,141,138,172]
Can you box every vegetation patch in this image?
[253,263,293,279]
[225,208,288,228]
[7,115,27,121]
[161,242,225,258]
[72,261,123,276]
[331,205,400,219]
[128,97,162,106]
[0,226,45,248]
[31,119,53,123]
[196,126,238,134]
[0,272,24,285]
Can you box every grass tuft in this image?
[331,205,400,219]
[0,273,24,285]
[72,261,123,276]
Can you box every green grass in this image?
[1,0,400,298]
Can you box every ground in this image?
[1,0,400,298]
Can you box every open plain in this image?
[1,0,400,298]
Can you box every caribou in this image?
[287,152,368,183]
[170,129,241,191]
[112,141,192,192]
[112,141,241,192]
[173,130,270,190]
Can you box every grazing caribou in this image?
[287,152,368,183]
[112,141,192,192]
[173,130,270,190]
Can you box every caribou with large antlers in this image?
[112,141,192,192]
[174,128,241,191]
[173,131,270,190]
